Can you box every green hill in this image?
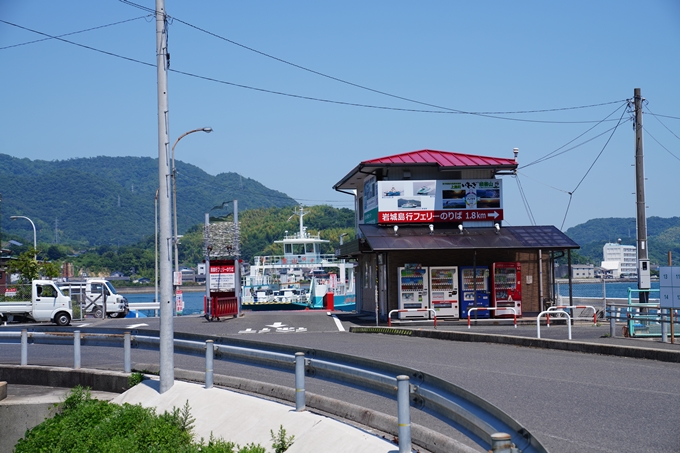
[0,154,297,247]
[564,217,680,265]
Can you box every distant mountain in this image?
[564,217,680,265]
[0,154,297,247]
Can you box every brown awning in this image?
[359,224,579,251]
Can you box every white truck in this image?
[58,279,129,319]
[0,280,73,326]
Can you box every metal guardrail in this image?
[0,326,548,453]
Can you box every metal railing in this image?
[536,310,572,340]
[0,326,547,453]
[467,307,518,329]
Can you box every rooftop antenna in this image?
[513,147,519,161]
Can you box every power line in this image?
[120,0,626,118]
[0,15,152,51]
[513,175,536,226]
[560,105,628,230]
[644,127,680,162]
[520,102,629,169]
[0,18,631,124]
[645,106,680,143]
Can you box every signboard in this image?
[5,288,16,298]
[209,264,235,291]
[377,179,503,224]
[363,174,378,224]
[173,271,182,286]
[175,290,184,313]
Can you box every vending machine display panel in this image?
[429,266,459,319]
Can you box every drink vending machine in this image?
[428,266,459,319]
[492,262,522,317]
[459,266,490,318]
[397,266,429,319]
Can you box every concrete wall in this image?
[0,366,129,453]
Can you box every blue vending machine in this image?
[459,266,490,318]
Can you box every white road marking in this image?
[296,327,307,332]
[258,328,271,333]
[266,322,286,328]
[126,323,149,329]
[238,328,256,334]
[330,314,345,332]
[76,323,92,327]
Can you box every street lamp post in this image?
[11,215,37,260]
[171,127,212,306]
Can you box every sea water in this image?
[124,281,660,316]
[555,280,660,299]
[124,291,206,315]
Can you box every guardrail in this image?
[0,326,547,453]
[546,305,597,325]
[387,308,437,327]
[537,310,572,340]
[467,307,517,329]
[127,302,160,317]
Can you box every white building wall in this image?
[602,243,637,277]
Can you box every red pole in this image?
[433,314,437,329]
[467,313,471,328]
[513,313,517,328]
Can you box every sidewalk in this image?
[113,379,402,453]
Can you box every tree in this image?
[7,249,40,283]
[7,249,61,282]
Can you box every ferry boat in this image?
[241,206,355,311]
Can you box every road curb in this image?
[349,327,680,363]
[137,363,479,453]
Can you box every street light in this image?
[10,215,37,260]
[171,127,212,294]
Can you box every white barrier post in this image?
[124,332,131,373]
[397,375,412,453]
[73,330,81,369]
[205,340,214,389]
[20,329,27,366]
[295,352,306,411]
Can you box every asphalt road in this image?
[3,311,680,453]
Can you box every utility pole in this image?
[634,88,650,305]
[156,0,174,393]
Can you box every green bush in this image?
[14,387,267,453]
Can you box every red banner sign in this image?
[379,209,503,224]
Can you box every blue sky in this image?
[1,1,679,231]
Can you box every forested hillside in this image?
[0,154,296,247]
[28,205,355,279]
[564,217,680,265]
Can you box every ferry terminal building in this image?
[333,149,579,320]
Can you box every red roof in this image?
[362,149,516,168]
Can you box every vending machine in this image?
[397,266,429,319]
[492,262,522,318]
[459,266,490,318]
[429,266,459,319]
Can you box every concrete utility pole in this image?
[634,88,649,304]
[155,0,174,393]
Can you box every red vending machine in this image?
[492,262,522,318]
